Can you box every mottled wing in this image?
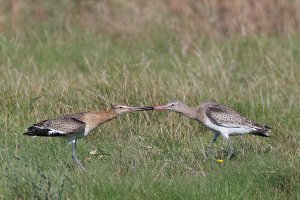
[205,105,250,128]
[24,115,86,137]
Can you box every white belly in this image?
[203,118,254,138]
[84,126,95,137]
[204,118,223,132]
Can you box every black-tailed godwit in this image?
[154,101,271,159]
[24,104,153,170]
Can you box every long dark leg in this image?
[206,132,220,158]
[227,138,234,159]
[72,140,85,171]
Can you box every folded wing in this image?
[24,116,86,137]
[205,104,271,136]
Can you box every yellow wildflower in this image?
[217,159,224,164]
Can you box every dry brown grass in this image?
[2,0,300,39]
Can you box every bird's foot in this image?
[73,158,86,171]
[227,151,234,160]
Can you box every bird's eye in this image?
[118,106,123,109]
[171,103,175,107]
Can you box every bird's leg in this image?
[227,138,234,160]
[205,132,220,158]
[72,140,85,171]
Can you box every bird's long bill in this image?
[153,105,168,111]
[128,106,154,112]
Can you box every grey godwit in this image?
[154,101,271,159]
[24,104,153,170]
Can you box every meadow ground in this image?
[0,1,300,199]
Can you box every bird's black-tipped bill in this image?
[132,106,154,111]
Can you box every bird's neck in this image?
[88,109,118,126]
[180,105,199,120]
[99,109,118,122]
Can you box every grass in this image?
[1,2,300,199]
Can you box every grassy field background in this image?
[0,0,300,199]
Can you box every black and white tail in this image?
[252,123,272,137]
[24,126,64,137]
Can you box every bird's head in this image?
[154,101,187,113]
[112,104,154,115]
